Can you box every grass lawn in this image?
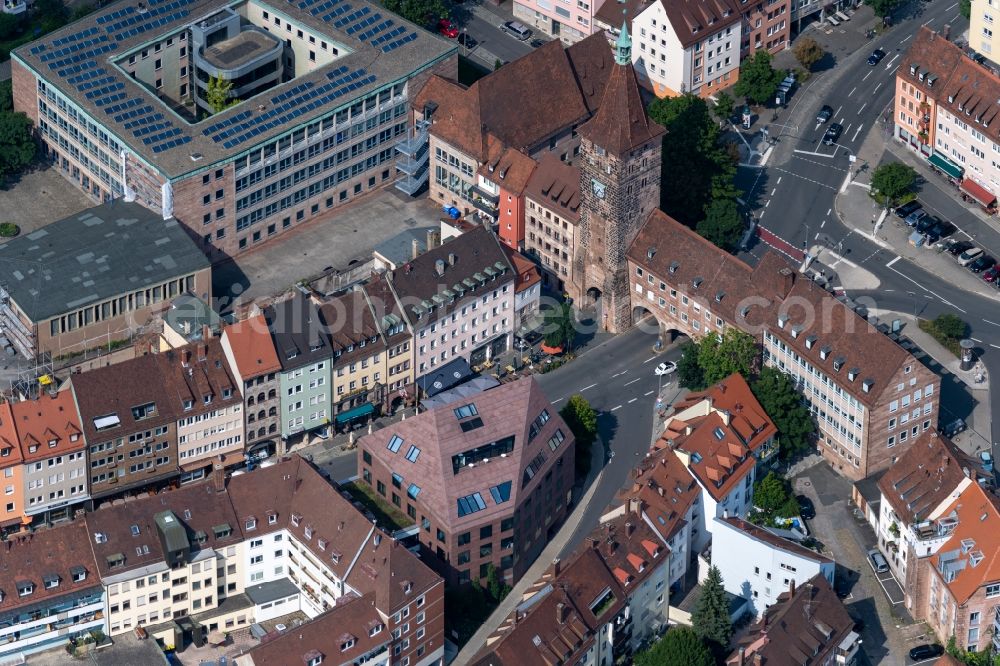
[341,481,414,531]
[918,318,962,357]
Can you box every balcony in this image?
[472,195,499,218]
[2,0,25,13]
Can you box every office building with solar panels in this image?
[11,0,456,259]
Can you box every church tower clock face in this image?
[591,178,606,199]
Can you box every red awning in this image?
[961,178,997,207]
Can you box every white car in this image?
[654,361,677,376]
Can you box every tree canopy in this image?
[692,565,733,654]
[867,0,903,18]
[793,37,825,71]
[751,366,814,459]
[544,303,577,352]
[734,51,784,105]
[384,0,448,27]
[206,76,239,114]
[751,472,800,527]
[677,341,706,390]
[932,313,970,341]
[712,91,735,123]
[0,111,36,183]
[871,162,917,204]
[560,395,598,478]
[697,198,743,252]
[697,327,758,385]
[634,627,715,666]
[647,94,734,227]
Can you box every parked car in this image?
[867,549,889,573]
[980,450,993,472]
[904,209,927,227]
[823,123,843,145]
[925,220,956,243]
[867,48,887,65]
[437,18,458,38]
[958,246,984,266]
[457,32,477,49]
[968,255,995,273]
[946,239,975,256]
[908,644,944,661]
[530,38,545,48]
[796,495,816,520]
[501,20,532,40]
[816,104,834,123]
[895,200,922,218]
[915,214,938,233]
[983,266,1000,283]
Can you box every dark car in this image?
[816,104,834,123]
[796,495,816,520]
[868,48,887,65]
[915,215,938,233]
[904,209,926,227]
[823,123,843,145]
[946,239,975,255]
[908,644,944,660]
[895,200,922,218]
[984,266,1000,283]
[458,32,477,49]
[968,255,996,273]
[925,220,956,243]
[530,38,545,48]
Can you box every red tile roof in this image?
[621,448,699,543]
[523,153,582,223]
[671,373,777,455]
[657,0,743,49]
[157,339,241,418]
[477,141,537,197]
[932,480,1000,604]
[0,402,22,468]
[221,313,282,379]
[9,390,84,462]
[577,61,664,156]
[502,247,542,295]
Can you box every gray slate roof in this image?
[0,202,209,321]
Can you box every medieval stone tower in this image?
[574,25,664,334]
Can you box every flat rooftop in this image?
[0,202,210,321]
[13,0,455,178]
[201,29,281,69]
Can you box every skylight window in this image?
[405,445,420,462]
[387,435,403,453]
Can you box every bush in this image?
[0,223,18,237]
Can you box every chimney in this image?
[942,23,951,40]
[448,252,457,266]
[753,655,763,666]
[552,557,561,576]
[427,229,441,249]
[434,259,446,277]
[628,497,641,515]
[198,344,208,361]
[625,521,635,537]
[201,324,213,341]
[738,647,746,666]
[590,538,600,550]
[719,409,731,426]
[789,578,796,597]
[212,456,226,493]
[410,238,421,260]
[556,602,568,624]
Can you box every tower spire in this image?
[615,21,631,66]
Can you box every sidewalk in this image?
[832,116,1000,304]
[451,438,607,665]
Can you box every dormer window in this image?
[819,346,831,360]
[203,394,213,405]
[223,388,233,399]
[245,517,257,531]
[318,538,328,551]
[71,566,87,582]
[28,445,37,453]
[862,378,874,393]
[291,513,302,527]
[48,439,58,448]
[777,314,788,329]
[44,574,59,589]
[304,525,314,540]
[183,399,193,410]
[16,581,33,597]
[848,368,859,382]
[267,512,278,525]
[805,335,817,349]
[790,325,802,339]
[70,433,79,442]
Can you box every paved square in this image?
[0,166,93,234]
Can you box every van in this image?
[868,549,889,574]
[501,20,532,41]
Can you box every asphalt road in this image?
[532,325,679,557]
[448,4,538,67]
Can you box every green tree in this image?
[0,112,36,183]
[933,313,969,341]
[871,162,917,204]
[647,94,732,226]
[485,564,501,601]
[793,37,825,71]
[560,394,598,478]
[33,0,67,24]
[692,566,733,654]
[697,198,743,252]
[543,303,577,352]
[677,341,706,390]
[697,327,757,385]
[494,58,504,71]
[0,13,21,41]
[383,0,447,26]
[960,0,971,19]
[71,3,97,21]
[751,472,800,526]
[712,91,735,123]
[867,0,903,18]
[206,75,238,114]
[751,366,814,459]
[0,80,12,113]
[734,51,784,105]
[634,627,715,666]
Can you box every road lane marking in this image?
[644,390,655,396]
[553,397,565,403]
[624,378,641,386]
[580,383,597,391]
[851,124,863,141]
[628,398,638,404]
[984,319,1000,327]
[922,18,934,26]
[765,200,771,207]
[848,87,857,97]
[820,219,826,228]
[827,208,832,216]
[643,356,656,363]
[857,102,866,115]
[972,337,983,342]
[835,105,842,117]
[793,149,836,158]
[886,256,901,267]
[815,232,821,240]
[776,176,782,185]
[771,188,777,196]
[611,405,622,411]
[863,70,872,81]
[885,54,900,70]
[992,344,1000,350]
[946,1,957,9]
[901,34,912,42]
[885,264,967,313]
[873,82,882,94]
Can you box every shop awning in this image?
[961,178,997,207]
[335,402,375,424]
[928,153,964,179]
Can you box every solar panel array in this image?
[202,66,376,149]
[29,0,423,157]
